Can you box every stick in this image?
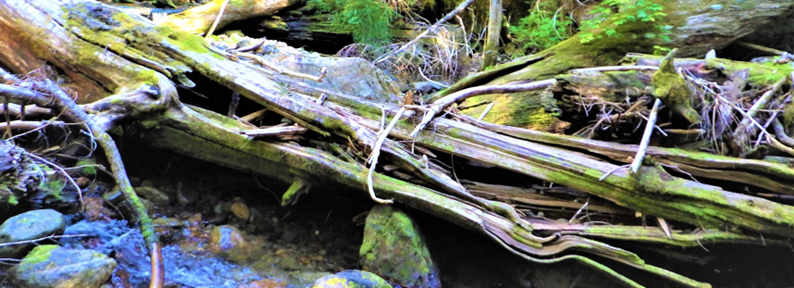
[630,98,662,174]
[367,107,409,204]
[478,103,495,120]
[571,66,659,73]
[204,0,230,39]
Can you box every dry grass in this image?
[338,22,483,87]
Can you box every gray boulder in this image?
[11,245,116,288]
[0,209,66,258]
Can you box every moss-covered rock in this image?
[359,205,440,288]
[0,209,67,258]
[311,270,392,288]
[10,245,116,288]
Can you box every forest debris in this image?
[241,109,267,122]
[732,75,789,153]
[651,48,700,124]
[241,125,307,138]
[630,98,662,174]
[204,0,230,39]
[374,0,476,64]
[0,71,163,287]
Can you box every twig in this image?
[26,153,84,207]
[772,119,794,147]
[241,108,267,122]
[571,66,659,73]
[599,164,629,181]
[204,0,230,39]
[733,76,788,144]
[240,125,307,137]
[630,98,662,174]
[478,103,495,120]
[735,41,788,56]
[569,200,589,224]
[656,217,673,239]
[374,0,476,64]
[767,133,794,157]
[366,108,407,204]
[410,79,556,137]
[149,242,164,288]
[0,233,88,248]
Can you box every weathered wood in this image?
[2,0,794,287]
[158,0,300,34]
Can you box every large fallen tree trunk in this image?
[2,0,794,287]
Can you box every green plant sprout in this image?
[509,0,573,55]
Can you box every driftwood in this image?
[1,0,794,287]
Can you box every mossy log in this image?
[436,0,794,128]
[2,0,794,287]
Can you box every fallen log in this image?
[1,0,794,287]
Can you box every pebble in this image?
[210,225,247,251]
[134,186,171,206]
[75,176,90,188]
[176,182,199,206]
[230,202,251,221]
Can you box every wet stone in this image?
[75,176,90,188]
[152,217,185,228]
[134,186,171,206]
[11,245,116,288]
[0,209,67,258]
[210,225,248,252]
[175,183,199,206]
[230,201,251,221]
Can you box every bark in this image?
[2,0,794,287]
[482,0,502,68]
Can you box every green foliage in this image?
[653,45,672,55]
[508,1,572,55]
[579,0,670,44]
[75,159,98,176]
[306,0,397,44]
